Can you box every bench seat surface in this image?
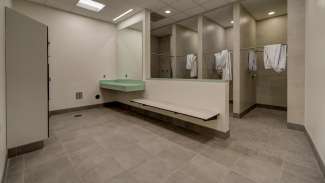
[131,99,219,121]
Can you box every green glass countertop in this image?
[100,79,145,92]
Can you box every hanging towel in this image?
[275,45,287,73]
[264,44,287,73]
[248,50,257,72]
[186,54,194,70]
[186,54,197,78]
[214,52,225,71]
[221,50,232,81]
[264,44,281,70]
[190,59,198,78]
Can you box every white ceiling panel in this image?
[24,0,287,27]
[241,0,287,20]
[45,0,75,11]
[177,16,198,32]
[184,6,205,16]
[156,6,178,17]
[170,12,188,22]
[203,4,233,28]
[200,0,236,10]
[166,0,198,11]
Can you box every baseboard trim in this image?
[8,141,44,158]
[105,102,230,139]
[49,104,104,116]
[233,104,257,118]
[256,104,287,111]
[287,122,306,132]
[305,129,325,178]
[233,103,287,118]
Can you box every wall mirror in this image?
[117,21,143,80]
[151,25,172,78]
[173,17,199,79]
[150,16,199,79]
[202,4,234,80]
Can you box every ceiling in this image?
[241,0,287,21]
[203,4,233,28]
[151,25,172,37]
[26,0,287,28]
[26,0,237,24]
[177,16,198,32]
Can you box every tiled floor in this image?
[5,107,325,183]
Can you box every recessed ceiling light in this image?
[268,11,275,15]
[113,9,134,22]
[165,10,171,14]
[76,0,106,12]
[230,20,234,24]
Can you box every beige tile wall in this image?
[239,6,257,113]
[288,0,305,125]
[256,16,287,107]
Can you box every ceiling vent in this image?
[151,12,166,22]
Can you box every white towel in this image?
[264,44,281,70]
[214,52,225,71]
[264,44,287,73]
[190,59,198,78]
[221,50,232,81]
[248,50,257,72]
[186,54,197,78]
[186,54,194,70]
[275,45,287,73]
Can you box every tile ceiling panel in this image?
[241,0,287,20]
[203,4,234,28]
[25,0,287,27]
[177,16,198,32]
[151,25,172,37]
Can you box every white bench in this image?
[131,98,219,121]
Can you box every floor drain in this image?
[74,114,82,117]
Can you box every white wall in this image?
[117,27,142,80]
[12,0,117,111]
[0,0,11,181]
[305,0,325,166]
[116,79,229,133]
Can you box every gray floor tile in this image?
[179,155,229,183]
[7,156,24,176]
[24,156,80,183]
[164,171,201,183]
[129,157,176,183]
[5,173,24,183]
[5,107,325,183]
[112,143,154,170]
[223,171,256,183]
[282,161,325,182]
[233,153,283,183]
[80,156,124,183]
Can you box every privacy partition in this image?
[6,8,48,151]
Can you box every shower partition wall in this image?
[202,4,234,80]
